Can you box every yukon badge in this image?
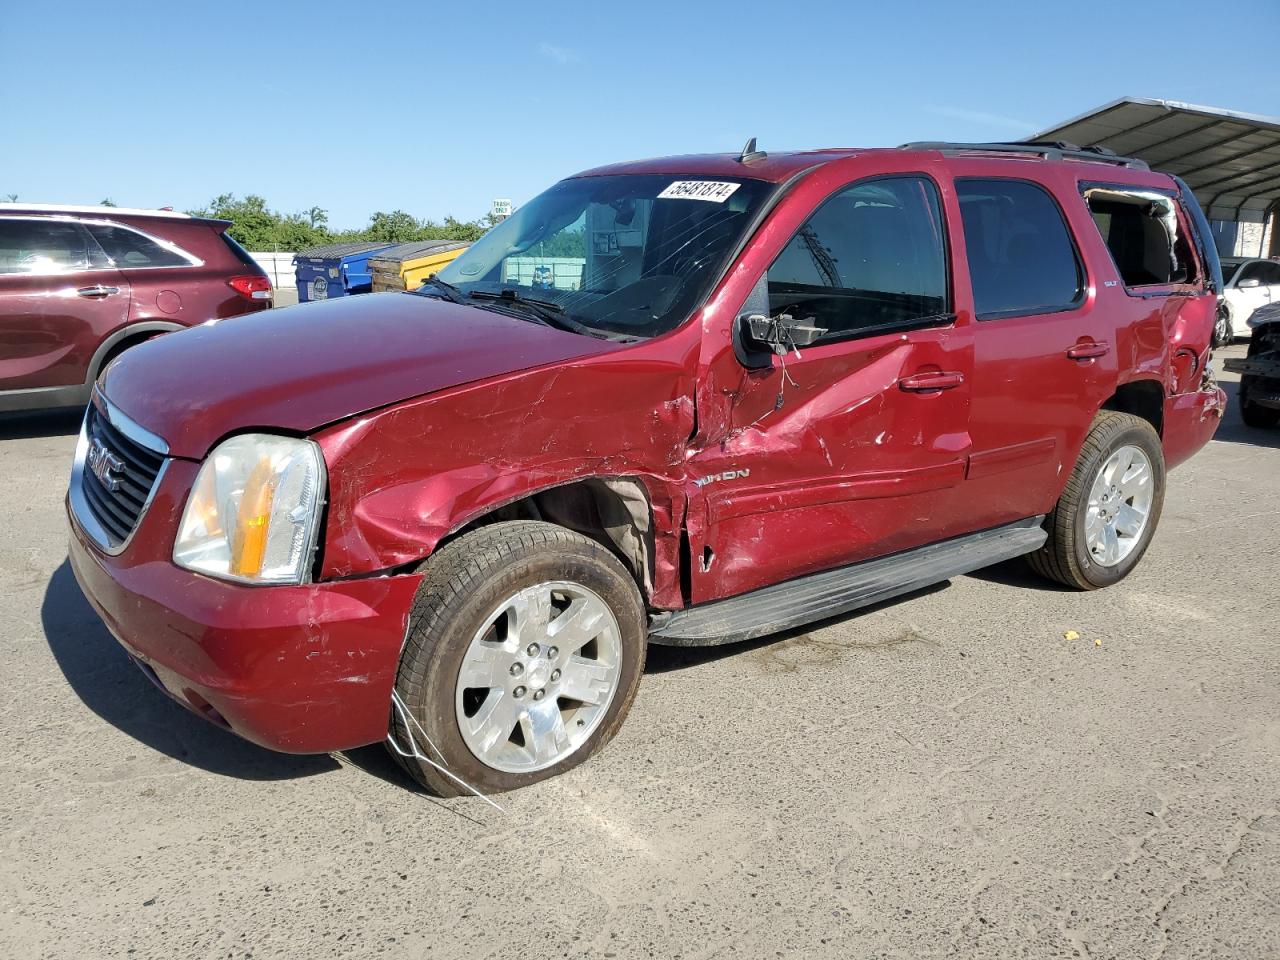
[86,437,125,493]
[694,468,750,488]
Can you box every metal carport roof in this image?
[1033,97,1280,223]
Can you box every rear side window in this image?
[219,230,261,269]
[1082,187,1198,287]
[766,176,949,341]
[0,219,96,275]
[956,179,1083,319]
[85,224,191,268]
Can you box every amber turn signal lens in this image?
[229,459,278,577]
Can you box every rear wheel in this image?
[388,520,647,796]
[1028,411,1165,590]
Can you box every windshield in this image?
[431,174,773,338]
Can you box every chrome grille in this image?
[71,398,168,552]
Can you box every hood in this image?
[102,293,623,459]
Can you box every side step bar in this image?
[649,517,1047,647]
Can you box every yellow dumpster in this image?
[369,240,470,293]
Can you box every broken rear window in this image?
[1082,186,1198,288]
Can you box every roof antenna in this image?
[738,137,767,164]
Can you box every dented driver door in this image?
[685,173,976,604]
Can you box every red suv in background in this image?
[0,204,271,412]
[67,142,1226,798]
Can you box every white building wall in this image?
[1233,221,1275,258]
[248,251,297,291]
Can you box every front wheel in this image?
[1240,377,1280,428]
[1027,411,1166,590]
[388,520,647,796]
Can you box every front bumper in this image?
[67,491,422,754]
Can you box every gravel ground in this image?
[1,343,1276,960]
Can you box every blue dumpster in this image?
[294,241,397,302]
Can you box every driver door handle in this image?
[1066,340,1110,361]
[76,285,120,299]
[899,371,965,392]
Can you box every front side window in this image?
[765,176,949,342]
[1240,261,1280,286]
[434,174,773,339]
[85,224,191,268]
[0,219,96,276]
[956,179,1083,319]
[1083,186,1198,287]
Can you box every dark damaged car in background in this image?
[66,140,1225,796]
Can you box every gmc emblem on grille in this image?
[87,438,125,492]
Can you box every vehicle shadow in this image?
[0,408,84,441]
[42,559,338,781]
[1210,377,1279,450]
[644,580,950,673]
[964,555,1074,592]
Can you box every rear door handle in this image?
[899,371,965,392]
[1066,340,1110,361]
[76,285,120,299]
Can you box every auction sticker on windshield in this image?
[658,181,741,203]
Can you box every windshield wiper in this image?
[418,274,467,304]
[469,287,564,316]
[468,288,613,339]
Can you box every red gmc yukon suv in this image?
[66,142,1226,796]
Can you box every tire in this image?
[388,520,647,796]
[1027,411,1166,590]
[1213,304,1233,348]
[1239,377,1280,428]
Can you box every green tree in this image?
[189,194,327,251]
[99,198,117,207]
[439,216,486,242]
[537,226,586,258]
[365,210,422,244]
[188,193,492,251]
[191,194,277,248]
[273,213,329,251]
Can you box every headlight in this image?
[173,434,325,585]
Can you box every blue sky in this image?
[2,0,1277,230]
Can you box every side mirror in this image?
[1239,277,1261,289]
[740,313,827,356]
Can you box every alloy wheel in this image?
[1084,444,1155,567]
[455,580,622,773]
[1215,305,1231,346]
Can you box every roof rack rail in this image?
[899,140,1149,171]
